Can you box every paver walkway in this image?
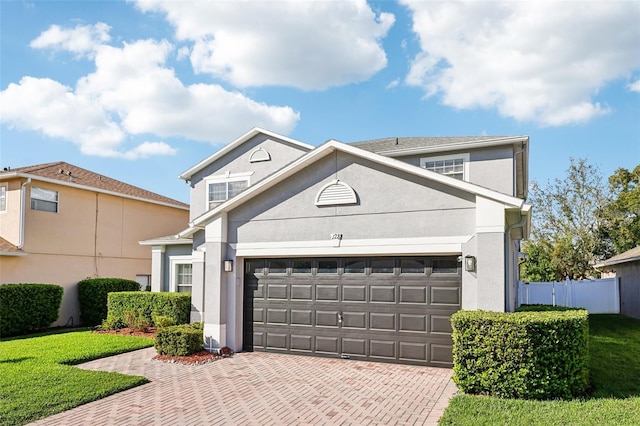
[30,348,457,425]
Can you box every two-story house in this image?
[142,128,530,367]
[0,162,189,327]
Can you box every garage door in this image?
[243,256,461,367]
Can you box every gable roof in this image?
[178,139,530,238]
[0,162,188,210]
[179,127,314,181]
[350,135,529,157]
[595,246,640,268]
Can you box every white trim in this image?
[0,183,7,213]
[249,147,271,163]
[169,255,193,292]
[233,236,471,257]
[139,237,192,246]
[420,153,470,181]
[179,127,313,180]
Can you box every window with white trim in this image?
[31,187,58,212]
[169,255,193,293]
[206,172,252,204]
[0,184,6,212]
[420,153,469,180]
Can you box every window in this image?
[206,172,253,204]
[401,258,426,274]
[317,259,338,274]
[268,259,287,274]
[169,255,193,293]
[136,274,150,291]
[31,187,58,212]
[292,259,312,274]
[371,258,395,274]
[0,184,6,212]
[432,258,459,274]
[344,258,366,274]
[420,153,469,180]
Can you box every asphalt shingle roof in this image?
[349,136,520,154]
[1,161,188,209]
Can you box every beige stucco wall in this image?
[0,178,189,326]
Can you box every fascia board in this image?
[178,127,314,180]
[191,139,528,228]
[0,251,28,257]
[378,136,529,157]
[1,172,189,211]
[139,237,193,246]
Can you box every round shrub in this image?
[77,278,140,326]
[0,284,63,336]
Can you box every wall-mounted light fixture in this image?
[224,260,233,272]
[464,255,476,272]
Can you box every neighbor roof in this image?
[0,162,188,210]
[0,236,25,256]
[350,135,528,156]
[595,246,640,268]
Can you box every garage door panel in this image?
[316,285,339,301]
[342,285,367,302]
[399,286,427,304]
[267,284,288,300]
[253,307,265,324]
[431,286,460,305]
[399,314,427,332]
[370,286,395,303]
[342,338,366,356]
[342,311,366,329]
[291,309,313,326]
[316,336,339,354]
[370,340,396,358]
[430,343,454,365]
[316,310,339,327]
[266,333,288,350]
[370,313,396,330]
[266,308,288,325]
[253,332,264,347]
[291,335,313,351]
[399,342,428,362]
[291,284,313,300]
[430,315,454,334]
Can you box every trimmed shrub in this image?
[154,323,204,356]
[0,284,64,336]
[151,314,175,328]
[78,278,140,326]
[451,309,589,400]
[104,292,191,329]
[516,304,584,312]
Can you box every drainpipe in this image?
[17,177,31,249]
[504,206,527,312]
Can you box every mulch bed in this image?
[92,327,232,365]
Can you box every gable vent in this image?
[315,180,358,206]
[249,147,271,163]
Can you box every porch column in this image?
[475,196,506,311]
[150,245,164,292]
[190,248,205,322]
[203,214,228,349]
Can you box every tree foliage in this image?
[597,165,640,255]
[523,158,609,281]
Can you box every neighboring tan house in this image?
[141,128,531,367]
[0,162,189,327]
[595,246,640,319]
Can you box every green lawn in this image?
[439,314,640,426]
[0,329,154,426]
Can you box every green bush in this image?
[154,323,203,356]
[451,309,589,400]
[0,284,64,336]
[516,304,585,312]
[78,278,140,326]
[104,292,191,329]
[151,313,175,328]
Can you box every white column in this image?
[150,245,165,292]
[203,214,228,349]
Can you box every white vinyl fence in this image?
[518,278,620,314]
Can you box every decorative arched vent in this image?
[315,180,358,206]
[249,147,271,163]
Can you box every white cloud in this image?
[630,79,640,93]
[135,0,394,90]
[401,1,640,126]
[386,78,400,90]
[30,22,111,58]
[1,27,300,158]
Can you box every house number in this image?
[330,233,343,240]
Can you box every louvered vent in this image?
[315,180,357,206]
[249,147,271,163]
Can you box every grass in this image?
[0,329,154,426]
[439,314,640,425]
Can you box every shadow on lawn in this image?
[0,357,34,364]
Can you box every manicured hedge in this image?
[78,278,141,326]
[0,284,63,336]
[154,323,204,356]
[451,309,589,400]
[516,304,584,312]
[104,292,191,329]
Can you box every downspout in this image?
[17,177,32,249]
[504,206,527,312]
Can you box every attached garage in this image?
[243,256,461,367]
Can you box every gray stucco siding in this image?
[188,134,310,220]
[162,244,192,292]
[227,151,476,244]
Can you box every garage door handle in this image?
[338,313,343,324]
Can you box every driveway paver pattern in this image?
[29,348,457,425]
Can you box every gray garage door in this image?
[243,256,461,367]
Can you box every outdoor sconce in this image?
[464,255,476,272]
[224,260,233,272]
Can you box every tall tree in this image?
[522,158,609,281]
[597,165,640,255]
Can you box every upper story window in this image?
[0,184,6,212]
[206,172,253,204]
[420,153,469,181]
[31,187,58,213]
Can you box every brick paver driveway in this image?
[30,348,457,425]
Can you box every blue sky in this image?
[1,0,639,204]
